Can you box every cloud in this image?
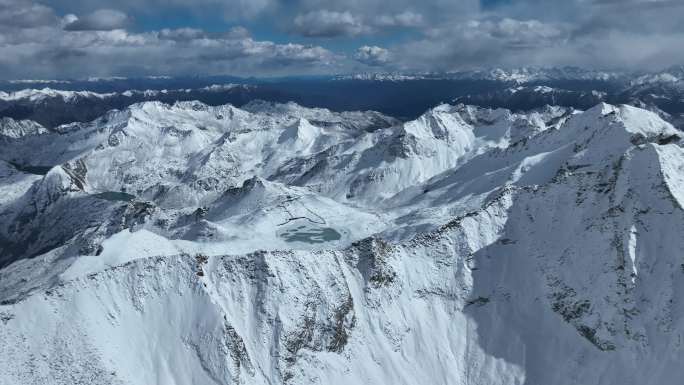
[157,26,254,43]
[223,26,251,39]
[0,0,56,28]
[158,27,206,41]
[2,0,684,78]
[292,10,369,37]
[63,9,130,31]
[0,35,337,79]
[291,9,426,38]
[392,17,571,70]
[374,11,424,27]
[290,0,480,23]
[354,45,391,66]
[48,0,275,20]
[390,10,684,72]
[0,1,339,79]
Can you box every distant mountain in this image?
[455,86,608,110]
[0,67,643,127]
[0,79,505,124]
[0,85,289,128]
[335,66,627,83]
[2,66,684,128]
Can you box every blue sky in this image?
[1,0,683,79]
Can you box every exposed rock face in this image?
[2,100,684,385]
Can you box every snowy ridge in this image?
[0,88,118,102]
[630,66,684,86]
[335,66,625,83]
[0,84,254,103]
[1,100,684,384]
[0,117,48,139]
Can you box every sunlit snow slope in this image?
[1,100,684,385]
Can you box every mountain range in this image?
[2,66,684,128]
[2,90,684,383]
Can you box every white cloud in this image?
[354,45,391,66]
[0,1,339,79]
[158,27,206,41]
[223,26,251,39]
[375,11,424,27]
[48,0,275,20]
[2,0,684,78]
[63,9,130,31]
[292,10,370,37]
[291,9,426,38]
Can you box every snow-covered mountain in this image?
[0,85,264,128]
[0,85,254,103]
[336,67,626,83]
[5,67,684,128]
[0,117,47,140]
[455,86,608,111]
[1,99,684,385]
[629,66,684,86]
[448,81,684,131]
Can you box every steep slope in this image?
[0,117,48,140]
[1,101,684,385]
[0,100,399,273]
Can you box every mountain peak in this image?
[2,99,684,385]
